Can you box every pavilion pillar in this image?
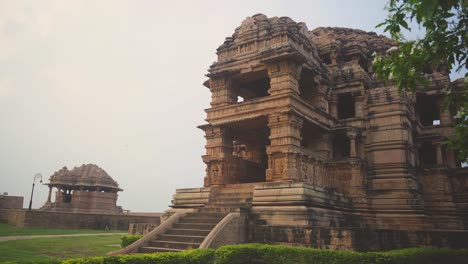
[266,112,303,182]
[201,125,236,186]
[47,187,52,203]
[436,143,444,165]
[347,129,358,157]
[266,60,302,96]
[208,76,237,107]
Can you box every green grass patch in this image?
[0,235,122,263]
[0,223,124,237]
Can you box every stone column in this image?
[354,95,364,118]
[266,113,303,182]
[440,107,452,125]
[436,143,444,165]
[201,125,235,186]
[266,60,302,96]
[47,186,52,203]
[347,129,358,157]
[329,94,338,118]
[209,76,236,107]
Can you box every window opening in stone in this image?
[337,93,355,119]
[419,142,437,166]
[333,133,350,159]
[358,57,369,72]
[299,69,319,106]
[416,94,440,126]
[229,117,269,183]
[235,70,270,101]
[63,190,72,203]
[301,122,329,159]
[320,53,331,64]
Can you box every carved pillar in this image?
[266,60,302,96]
[266,113,304,182]
[440,108,452,125]
[201,125,236,186]
[355,95,364,117]
[329,94,338,118]
[47,187,52,203]
[209,76,236,107]
[436,143,443,165]
[347,129,358,157]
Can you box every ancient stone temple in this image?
[41,164,123,214]
[115,14,468,254]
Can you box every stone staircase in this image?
[207,185,255,208]
[139,212,226,253]
[128,184,256,254]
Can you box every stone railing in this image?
[199,212,246,248]
[107,212,185,255]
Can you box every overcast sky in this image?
[0,0,441,212]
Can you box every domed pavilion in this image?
[41,164,123,213]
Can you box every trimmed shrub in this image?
[61,244,468,264]
[61,249,215,264]
[120,235,143,248]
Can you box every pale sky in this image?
[0,0,442,212]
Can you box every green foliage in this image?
[62,249,215,264]
[374,0,468,161]
[120,235,143,248]
[58,244,468,264]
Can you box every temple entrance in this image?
[227,116,270,183]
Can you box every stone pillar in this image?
[201,125,236,186]
[355,95,364,118]
[329,94,338,118]
[347,129,358,157]
[47,187,52,203]
[436,143,443,165]
[209,76,236,107]
[266,60,302,96]
[266,113,303,182]
[440,108,452,125]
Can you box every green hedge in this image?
[62,249,215,264]
[61,244,468,264]
[120,235,143,248]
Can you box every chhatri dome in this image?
[42,164,123,213]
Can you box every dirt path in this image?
[0,233,127,242]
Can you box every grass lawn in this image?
[0,235,122,263]
[0,223,124,237]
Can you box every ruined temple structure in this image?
[116,14,468,254]
[41,164,124,214]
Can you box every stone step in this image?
[158,234,205,243]
[149,240,200,250]
[173,222,217,230]
[178,217,222,224]
[185,212,226,218]
[206,203,250,208]
[210,197,252,204]
[198,207,243,213]
[213,192,253,198]
[165,228,212,236]
[139,246,183,253]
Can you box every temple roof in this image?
[45,164,122,191]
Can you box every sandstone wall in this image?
[0,195,23,209]
[0,209,160,230]
[250,225,468,251]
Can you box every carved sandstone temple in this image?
[115,14,468,254]
[41,164,123,214]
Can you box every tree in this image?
[373,0,468,162]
